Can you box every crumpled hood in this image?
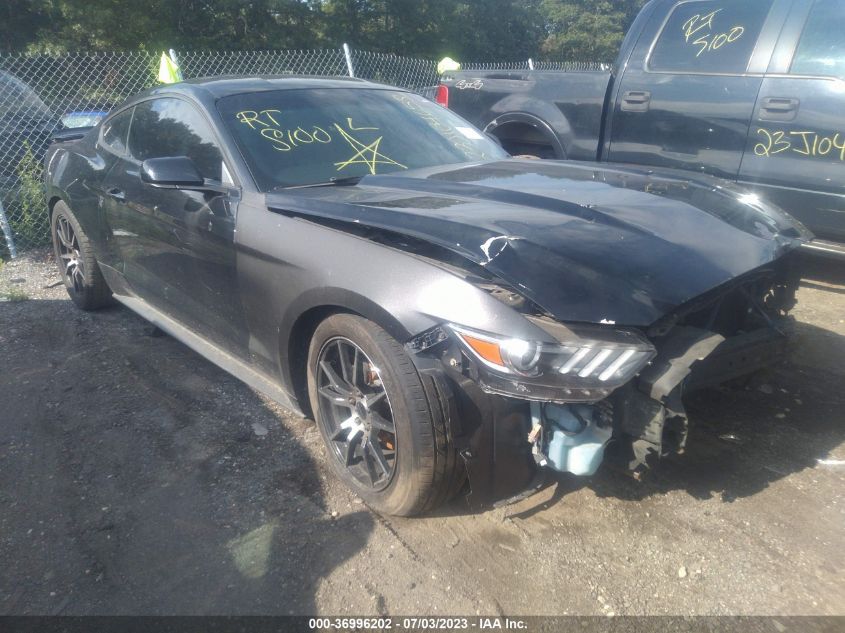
[266,159,807,327]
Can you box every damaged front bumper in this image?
[406,271,796,509]
[606,321,789,478]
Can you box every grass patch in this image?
[0,288,29,302]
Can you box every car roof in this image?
[131,75,400,103]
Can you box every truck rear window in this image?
[649,0,773,74]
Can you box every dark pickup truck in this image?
[441,0,845,254]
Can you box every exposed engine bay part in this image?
[604,386,689,477]
[684,326,788,392]
[647,263,799,339]
[530,401,612,476]
[638,326,725,401]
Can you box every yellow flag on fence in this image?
[158,52,181,84]
[437,57,461,75]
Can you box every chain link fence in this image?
[0,47,602,258]
[0,51,160,257]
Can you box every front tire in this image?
[51,200,112,311]
[307,314,464,516]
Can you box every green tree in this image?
[445,0,545,61]
[539,0,646,62]
[321,0,376,48]
[10,143,49,248]
[4,0,650,63]
[25,0,326,53]
[0,0,52,53]
[318,0,544,60]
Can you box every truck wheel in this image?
[51,200,112,311]
[307,314,464,516]
[489,121,561,159]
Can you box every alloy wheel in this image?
[55,215,85,293]
[316,337,397,490]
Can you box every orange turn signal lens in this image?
[456,332,505,368]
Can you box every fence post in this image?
[528,58,535,70]
[342,43,355,78]
[0,198,17,259]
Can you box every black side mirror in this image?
[141,156,204,188]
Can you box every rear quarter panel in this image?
[44,132,113,250]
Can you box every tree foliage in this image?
[2,0,647,62]
[540,0,647,61]
[1,0,52,53]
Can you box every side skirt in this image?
[112,293,304,417]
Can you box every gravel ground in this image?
[0,250,843,616]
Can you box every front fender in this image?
[235,208,555,401]
[277,285,417,400]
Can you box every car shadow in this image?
[0,299,373,615]
[795,252,845,287]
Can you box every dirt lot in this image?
[1,250,843,616]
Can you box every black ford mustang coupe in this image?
[44,76,809,515]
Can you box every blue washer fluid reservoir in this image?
[531,402,612,476]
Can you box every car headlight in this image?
[448,323,656,403]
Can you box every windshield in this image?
[217,88,506,190]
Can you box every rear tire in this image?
[307,314,464,516]
[51,200,112,311]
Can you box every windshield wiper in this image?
[274,175,364,190]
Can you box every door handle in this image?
[621,90,651,112]
[759,97,799,122]
[106,188,126,201]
